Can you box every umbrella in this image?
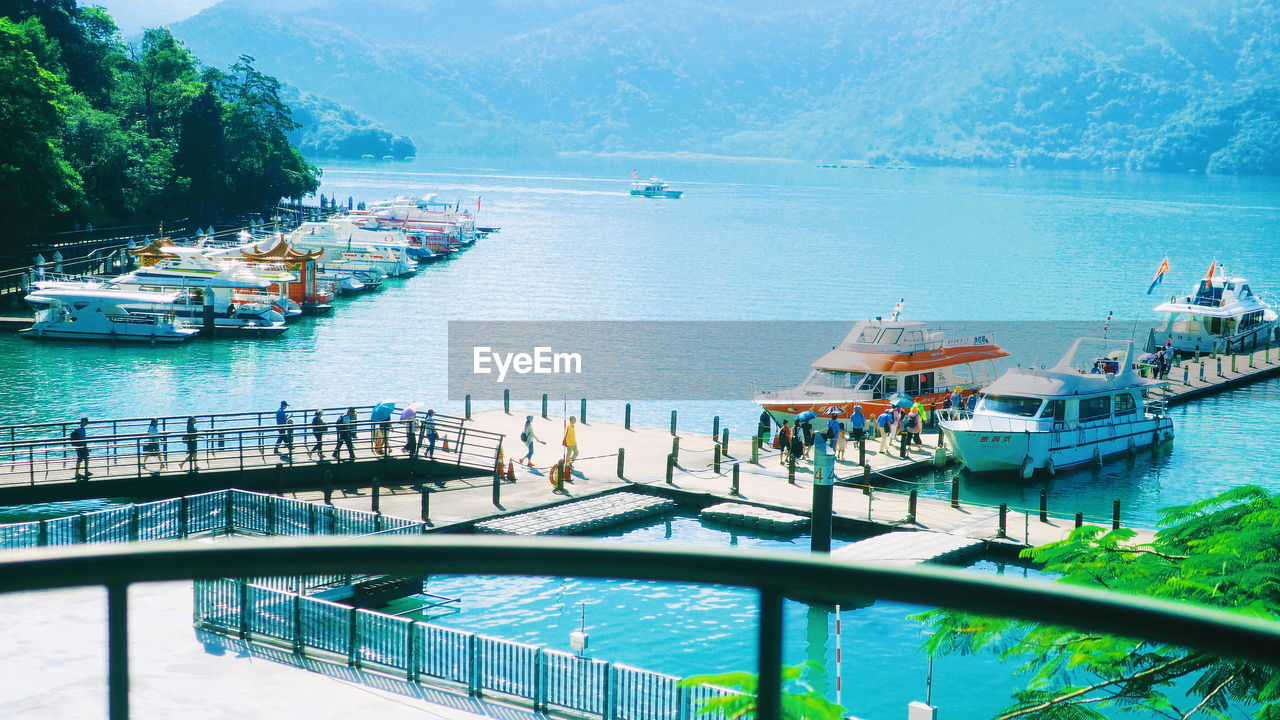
[370,401,396,422]
[400,401,424,421]
[794,410,818,423]
[889,393,915,409]
[1137,352,1157,363]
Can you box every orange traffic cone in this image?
[443,437,451,452]
[506,459,515,482]
[496,447,504,468]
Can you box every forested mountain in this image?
[170,0,1280,174]
[0,0,318,246]
[280,86,416,159]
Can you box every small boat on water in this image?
[1149,263,1278,355]
[940,338,1174,479]
[754,315,1009,424]
[630,178,683,199]
[21,287,200,343]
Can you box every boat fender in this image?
[1044,457,1056,476]
[1126,437,1136,455]
[1019,456,1035,480]
[1093,446,1103,467]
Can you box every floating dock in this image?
[473,492,675,536]
[832,531,984,565]
[700,502,808,534]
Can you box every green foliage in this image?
[282,85,415,159]
[678,662,846,720]
[917,485,1280,719]
[0,1,320,252]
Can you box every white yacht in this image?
[940,338,1174,478]
[21,287,200,343]
[630,178,683,198]
[286,221,416,277]
[1150,264,1278,354]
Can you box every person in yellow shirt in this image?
[563,416,579,461]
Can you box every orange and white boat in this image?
[754,317,1010,423]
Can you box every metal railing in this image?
[2,538,1279,720]
[0,409,498,490]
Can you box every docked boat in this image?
[630,178,683,198]
[754,317,1009,424]
[21,287,200,343]
[287,221,416,277]
[1149,263,1278,355]
[940,338,1175,479]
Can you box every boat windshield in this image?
[979,394,1043,417]
[809,370,873,389]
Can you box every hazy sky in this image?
[90,0,220,34]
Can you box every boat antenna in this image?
[890,298,904,321]
[1103,310,1112,339]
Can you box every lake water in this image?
[3,156,1278,526]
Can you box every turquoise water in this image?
[421,512,1050,720]
[2,157,1278,527]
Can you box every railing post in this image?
[712,415,720,443]
[750,435,759,464]
[503,388,510,414]
[756,588,784,720]
[371,476,381,514]
[731,463,740,496]
[348,607,360,667]
[721,428,729,456]
[467,634,481,696]
[107,583,130,720]
[238,580,249,639]
[665,455,675,485]
[1112,499,1122,530]
[541,393,548,419]
[950,476,960,508]
[1039,490,1048,523]
[266,495,277,535]
[617,448,625,479]
[224,491,234,535]
[292,594,303,654]
[532,649,545,712]
[37,519,48,547]
[603,662,614,720]
[787,455,796,484]
[906,489,917,524]
[420,485,431,524]
[997,503,1008,538]
[580,398,587,425]
[179,495,189,539]
[465,394,472,421]
[670,410,677,436]
[408,621,420,681]
[624,403,631,430]
[671,436,679,463]
[129,505,139,542]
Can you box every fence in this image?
[193,577,740,720]
[0,488,426,551]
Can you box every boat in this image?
[754,316,1009,425]
[939,338,1175,479]
[287,221,417,277]
[234,238,335,314]
[630,178,683,199]
[20,287,200,343]
[1149,263,1278,355]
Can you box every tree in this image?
[916,485,1280,719]
[679,663,845,720]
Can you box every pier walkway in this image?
[1159,343,1280,405]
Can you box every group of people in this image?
[765,398,942,470]
[517,415,579,468]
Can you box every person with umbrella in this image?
[793,410,818,460]
[400,402,423,457]
[370,401,396,456]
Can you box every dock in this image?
[0,316,31,332]
[700,502,809,534]
[474,492,675,535]
[1160,345,1280,405]
[832,530,984,565]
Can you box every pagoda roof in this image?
[240,237,323,263]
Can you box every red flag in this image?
[1205,260,1217,280]
[631,169,638,179]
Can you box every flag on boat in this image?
[476,196,482,213]
[631,169,638,179]
[1147,257,1170,294]
[1205,259,1217,280]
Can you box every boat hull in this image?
[20,327,198,342]
[941,417,1174,477]
[757,390,973,427]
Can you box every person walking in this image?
[422,410,439,458]
[178,417,200,472]
[949,388,964,415]
[756,410,772,449]
[69,417,90,480]
[826,411,846,460]
[788,423,806,467]
[332,407,356,461]
[281,417,296,460]
[834,418,848,460]
[142,419,166,472]
[907,408,924,448]
[563,416,579,462]
[272,401,290,454]
[775,420,792,466]
[520,416,545,466]
[309,410,327,460]
[400,406,419,458]
[876,408,895,454]
[799,420,814,460]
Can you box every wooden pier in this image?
[1159,344,1280,405]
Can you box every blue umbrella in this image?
[794,410,818,423]
[370,402,396,422]
[888,393,915,409]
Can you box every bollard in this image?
[371,476,381,514]
[465,394,472,421]
[670,410,678,436]
[624,403,632,430]
[1217,358,1223,377]
[787,456,796,484]
[858,437,866,467]
[671,436,680,463]
[541,394,548,419]
[731,463,740,496]
[997,503,1008,538]
[713,444,721,474]
[504,389,511,414]
[324,472,333,505]
[1183,366,1189,386]
[1039,489,1047,523]
[617,448,625,479]
[1112,499,1121,530]
[712,416,720,442]
[1199,362,1205,382]
[1231,354,1236,374]
[862,464,870,493]
[492,464,501,506]
[906,490,917,525]
[1074,512,1083,528]
[1249,351,1255,369]
[750,436,759,464]
[556,461,567,494]
[950,476,960,508]
[666,455,675,485]
[721,428,729,455]
[580,398,587,425]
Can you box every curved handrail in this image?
[3,536,1279,666]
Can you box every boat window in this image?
[882,376,898,396]
[879,328,903,344]
[1080,395,1111,422]
[1240,284,1253,298]
[1114,393,1136,416]
[855,327,880,343]
[858,374,881,391]
[919,372,935,393]
[904,374,919,394]
[980,395,1042,417]
[902,330,924,345]
[1042,399,1064,421]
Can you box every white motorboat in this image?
[21,287,200,343]
[286,221,416,277]
[630,178,683,198]
[940,338,1174,478]
[1150,263,1278,355]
